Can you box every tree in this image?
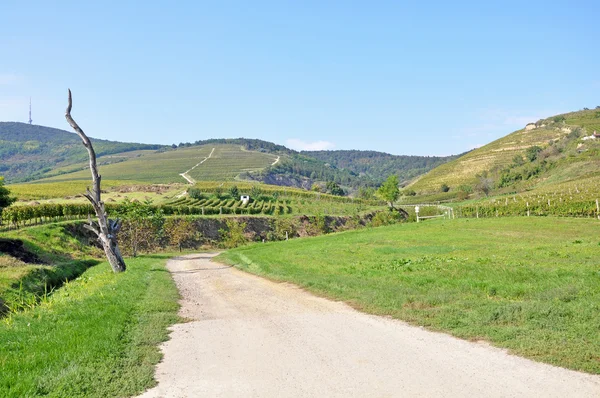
[116,199,164,257]
[475,172,494,197]
[326,181,345,196]
[164,217,199,252]
[0,176,15,218]
[440,183,450,193]
[378,175,400,208]
[65,89,126,273]
[228,185,239,198]
[525,146,543,162]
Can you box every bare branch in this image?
[83,223,100,236]
[65,89,101,204]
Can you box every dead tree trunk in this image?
[65,89,126,273]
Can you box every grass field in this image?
[0,254,179,397]
[220,217,600,374]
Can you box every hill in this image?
[40,144,280,184]
[408,108,600,195]
[1,122,461,191]
[302,150,462,186]
[0,122,164,183]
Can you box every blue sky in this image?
[1,1,598,156]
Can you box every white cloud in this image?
[0,74,22,85]
[286,138,335,151]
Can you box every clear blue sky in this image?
[1,1,598,156]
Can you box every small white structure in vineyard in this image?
[241,195,250,205]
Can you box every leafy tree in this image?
[0,176,15,216]
[357,187,375,200]
[219,220,248,248]
[188,188,203,199]
[440,183,450,193]
[164,217,199,252]
[475,173,494,197]
[116,199,164,257]
[228,185,240,198]
[512,154,525,166]
[526,146,543,162]
[378,175,400,208]
[326,181,345,196]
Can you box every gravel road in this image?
[139,253,600,398]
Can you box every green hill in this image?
[40,144,280,184]
[408,108,600,195]
[0,122,164,183]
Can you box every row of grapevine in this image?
[456,197,600,219]
[0,199,294,229]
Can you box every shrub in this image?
[219,220,248,248]
[188,188,203,199]
[440,183,450,193]
[371,210,403,227]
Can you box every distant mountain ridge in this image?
[302,150,463,186]
[0,122,460,189]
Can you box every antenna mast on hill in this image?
[28,97,33,125]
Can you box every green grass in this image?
[0,254,179,397]
[0,223,103,312]
[219,217,600,374]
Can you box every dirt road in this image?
[139,253,600,397]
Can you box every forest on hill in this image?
[0,122,164,183]
[303,150,463,186]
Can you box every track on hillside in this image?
[139,253,600,397]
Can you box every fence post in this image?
[596,199,599,220]
[527,202,530,217]
[476,206,479,219]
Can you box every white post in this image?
[285,231,289,241]
[476,206,479,219]
[415,206,420,222]
[596,199,599,220]
[527,202,530,217]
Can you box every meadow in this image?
[220,217,600,374]
[0,254,179,397]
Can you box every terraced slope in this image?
[409,108,600,193]
[40,144,277,184]
[187,146,278,181]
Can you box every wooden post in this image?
[476,206,479,219]
[285,231,289,241]
[527,202,530,217]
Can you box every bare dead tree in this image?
[65,89,126,272]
